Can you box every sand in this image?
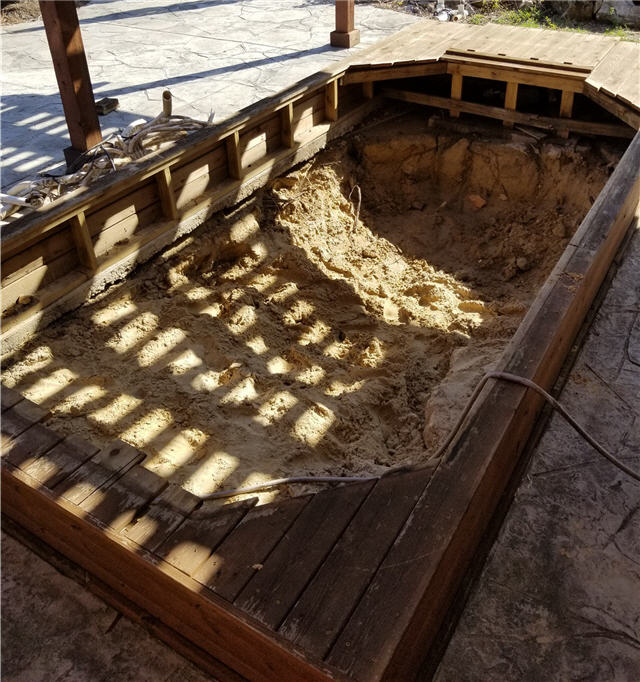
[2,115,618,500]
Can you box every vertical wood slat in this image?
[450,73,463,118]
[559,90,574,138]
[504,81,518,128]
[325,80,339,122]
[362,81,374,100]
[70,211,97,271]
[280,102,295,148]
[155,167,178,221]
[225,130,242,180]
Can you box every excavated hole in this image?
[3,114,622,503]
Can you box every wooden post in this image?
[39,1,102,166]
[280,103,295,148]
[330,0,360,48]
[558,90,574,139]
[156,168,178,221]
[325,80,339,122]
[226,131,242,180]
[363,81,374,100]
[70,212,98,272]
[450,73,463,118]
[504,81,518,128]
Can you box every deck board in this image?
[277,467,433,659]
[156,499,258,575]
[235,479,376,629]
[193,495,312,603]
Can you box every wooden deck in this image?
[2,20,640,682]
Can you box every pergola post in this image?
[39,1,102,166]
[330,0,360,48]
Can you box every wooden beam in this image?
[225,131,242,180]
[558,90,575,139]
[330,0,360,48]
[325,80,339,122]
[280,102,295,148]
[69,211,97,272]
[362,81,374,100]
[341,62,447,84]
[504,81,518,128]
[39,1,102,161]
[450,73,463,118]
[155,168,178,221]
[381,88,635,138]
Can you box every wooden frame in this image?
[2,24,640,682]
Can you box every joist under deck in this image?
[2,20,640,682]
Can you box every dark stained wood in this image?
[1,422,62,469]
[235,480,375,629]
[20,434,100,489]
[1,399,47,446]
[2,464,339,682]
[122,484,201,552]
[278,467,433,659]
[53,440,145,505]
[156,499,258,576]
[1,385,24,412]
[39,1,102,153]
[80,463,168,532]
[193,495,311,603]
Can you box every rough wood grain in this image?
[235,480,375,629]
[157,499,258,576]
[193,495,311,603]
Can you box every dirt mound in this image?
[2,116,616,500]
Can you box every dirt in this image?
[2,115,617,501]
[0,0,41,25]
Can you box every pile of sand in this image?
[2,116,616,499]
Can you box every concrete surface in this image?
[1,531,211,682]
[0,0,417,190]
[436,225,640,682]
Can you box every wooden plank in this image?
[53,440,145,505]
[326,132,640,682]
[155,167,178,221]
[325,80,339,122]
[504,81,518,128]
[280,102,295,148]
[1,422,62,469]
[362,81,374,100]
[20,434,100,489]
[70,211,98,271]
[278,467,433,659]
[450,72,462,118]
[1,386,24,412]
[157,499,258,576]
[80,463,168,532]
[587,41,640,98]
[235,480,375,629]
[0,399,47,446]
[584,84,640,130]
[39,1,101,152]
[121,484,201,552]
[1,464,340,682]
[446,60,586,93]
[1,269,88,333]
[381,88,635,138]
[342,62,447,84]
[193,495,311,603]
[226,130,242,180]
[1,228,74,287]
